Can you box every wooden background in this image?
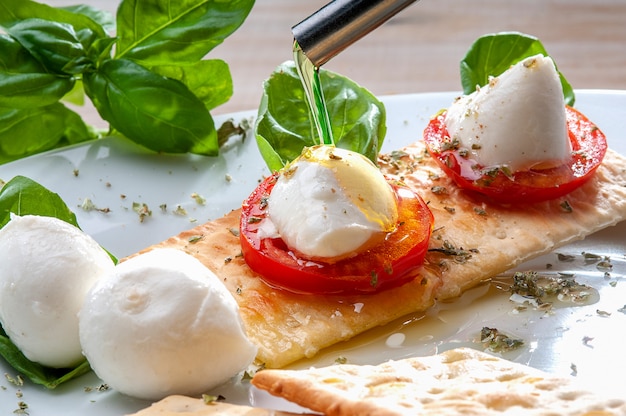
[42,0,626,118]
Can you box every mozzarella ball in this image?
[0,214,115,368]
[78,248,257,400]
[266,145,398,261]
[445,54,570,172]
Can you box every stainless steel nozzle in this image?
[292,0,418,68]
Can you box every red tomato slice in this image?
[240,174,434,295]
[423,106,607,203]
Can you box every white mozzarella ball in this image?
[266,145,398,261]
[0,214,114,368]
[445,54,570,172]
[78,248,257,400]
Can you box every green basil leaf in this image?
[84,58,218,155]
[7,18,91,75]
[85,36,117,69]
[0,175,78,233]
[0,103,94,164]
[115,0,254,65]
[62,78,86,106]
[255,133,286,173]
[255,61,386,172]
[150,59,233,111]
[61,4,115,33]
[460,31,575,106]
[0,34,74,108]
[0,0,106,39]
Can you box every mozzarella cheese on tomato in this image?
[445,54,570,172]
[78,248,257,400]
[0,214,114,368]
[265,146,398,261]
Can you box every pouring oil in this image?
[293,41,334,146]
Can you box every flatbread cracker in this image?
[381,143,626,300]
[136,141,626,368]
[251,347,626,416]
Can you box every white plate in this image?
[1,91,625,415]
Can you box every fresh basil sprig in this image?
[0,176,94,388]
[256,61,387,172]
[460,32,575,106]
[0,0,254,164]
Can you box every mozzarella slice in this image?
[445,54,570,173]
[266,146,398,261]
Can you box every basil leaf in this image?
[62,79,86,106]
[84,35,117,69]
[7,18,91,75]
[150,59,233,111]
[61,4,116,33]
[0,0,106,39]
[0,103,94,164]
[0,175,78,229]
[84,58,218,155]
[115,0,254,65]
[0,34,74,108]
[460,31,575,106]
[255,135,286,173]
[255,61,386,172]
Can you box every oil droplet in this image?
[385,332,406,348]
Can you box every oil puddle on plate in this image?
[281,245,626,400]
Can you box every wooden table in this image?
[43,0,626,118]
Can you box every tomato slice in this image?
[240,174,434,295]
[423,106,607,203]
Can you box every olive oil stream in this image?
[294,42,334,146]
